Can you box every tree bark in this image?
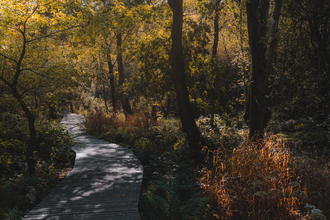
[212,12,219,59]
[246,0,282,139]
[246,0,269,139]
[107,54,117,111]
[70,102,74,113]
[211,6,220,128]
[116,33,131,115]
[102,82,108,111]
[166,94,171,117]
[11,86,36,175]
[266,0,283,75]
[168,0,202,152]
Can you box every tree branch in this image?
[0,52,18,64]
[26,24,89,43]
[0,75,12,87]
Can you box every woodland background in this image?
[0,0,329,219]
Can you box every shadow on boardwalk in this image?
[23,114,143,220]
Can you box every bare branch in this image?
[21,68,55,80]
[0,75,12,87]
[13,29,26,88]
[26,24,89,43]
[20,82,50,98]
[0,52,18,64]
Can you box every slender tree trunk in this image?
[212,13,219,59]
[116,33,131,115]
[0,34,37,175]
[161,94,172,117]
[48,101,56,120]
[107,55,116,112]
[11,87,36,175]
[266,0,283,75]
[103,82,108,111]
[166,94,171,117]
[70,102,74,113]
[238,0,250,123]
[0,80,36,174]
[210,9,220,128]
[116,33,124,94]
[168,0,202,152]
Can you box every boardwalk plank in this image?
[23,114,143,220]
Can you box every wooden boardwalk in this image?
[23,113,143,220]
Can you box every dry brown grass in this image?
[199,134,330,219]
[84,109,157,135]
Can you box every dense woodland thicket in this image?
[0,0,329,219]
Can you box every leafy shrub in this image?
[139,148,207,220]
[199,134,330,219]
[0,113,75,219]
[0,113,75,174]
[196,115,246,150]
[267,118,329,146]
[35,120,76,166]
[140,179,207,220]
[0,113,29,176]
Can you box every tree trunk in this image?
[12,87,36,175]
[266,0,283,75]
[168,0,202,152]
[116,33,131,115]
[246,0,283,139]
[107,55,117,112]
[70,102,74,113]
[48,101,57,119]
[211,8,220,128]
[246,0,269,139]
[166,94,171,117]
[0,34,37,175]
[102,82,108,111]
[212,12,219,59]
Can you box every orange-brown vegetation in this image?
[199,134,330,219]
[84,109,157,135]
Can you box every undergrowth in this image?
[84,109,330,220]
[0,113,75,219]
[200,134,330,219]
[84,109,208,220]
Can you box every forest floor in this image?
[83,110,330,219]
[1,110,329,220]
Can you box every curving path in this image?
[23,113,143,220]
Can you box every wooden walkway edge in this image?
[23,113,143,220]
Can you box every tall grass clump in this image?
[84,108,156,136]
[199,134,330,219]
